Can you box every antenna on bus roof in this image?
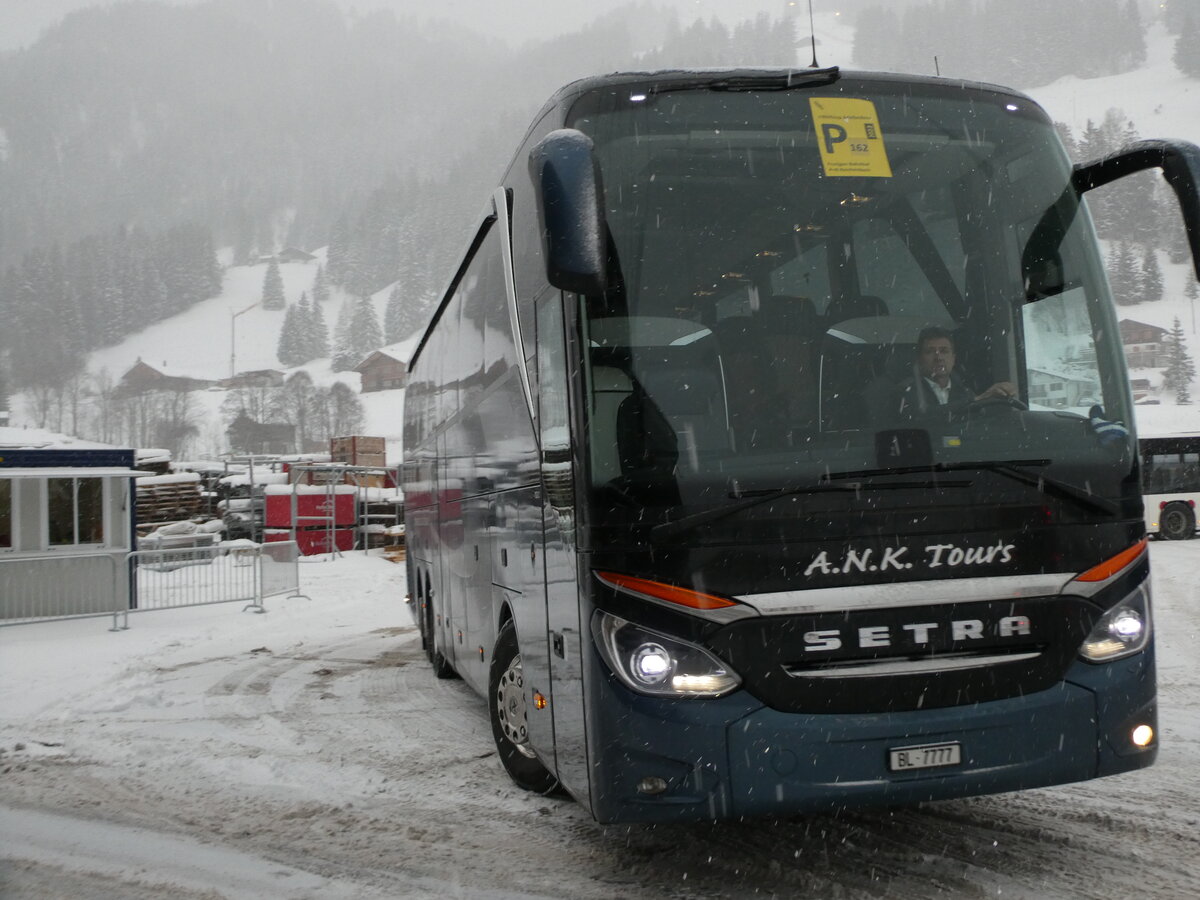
[934,55,941,76]
[808,0,820,68]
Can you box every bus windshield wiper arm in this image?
[822,459,1120,517]
[648,478,960,543]
[649,67,840,96]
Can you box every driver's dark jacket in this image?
[895,374,975,417]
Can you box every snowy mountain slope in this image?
[1029,23,1199,146]
[59,16,1200,455]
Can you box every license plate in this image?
[888,741,962,772]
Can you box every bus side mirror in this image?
[529,129,608,296]
[1073,139,1200,281]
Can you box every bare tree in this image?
[271,371,322,450]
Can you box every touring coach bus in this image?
[402,67,1200,824]
[1140,433,1200,539]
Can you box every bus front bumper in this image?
[586,650,1156,824]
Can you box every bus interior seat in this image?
[818,312,903,431]
[863,345,919,423]
[590,366,633,482]
[633,357,728,470]
[713,315,778,450]
[757,295,821,430]
[588,316,729,477]
[826,293,888,325]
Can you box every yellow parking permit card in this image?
[809,97,893,177]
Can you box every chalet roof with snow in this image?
[0,425,127,452]
[219,369,285,389]
[354,337,418,372]
[118,360,215,394]
[354,348,406,372]
[1118,319,1169,344]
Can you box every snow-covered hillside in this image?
[83,248,411,460]
[24,16,1200,457]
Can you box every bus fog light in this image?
[1131,724,1154,747]
[592,611,741,698]
[637,776,669,795]
[1079,584,1152,662]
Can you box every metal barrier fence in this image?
[0,553,124,625]
[1,541,307,629]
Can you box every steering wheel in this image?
[968,394,1028,411]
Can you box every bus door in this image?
[537,292,591,803]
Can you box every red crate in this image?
[265,491,354,527]
[265,527,354,555]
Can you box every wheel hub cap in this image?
[496,654,536,758]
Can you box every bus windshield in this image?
[567,76,1137,539]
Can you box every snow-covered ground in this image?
[1,542,1197,899]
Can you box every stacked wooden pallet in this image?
[381,523,406,562]
[135,473,205,527]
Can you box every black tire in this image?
[426,596,457,679]
[488,620,561,795]
[1160,502,1196,541]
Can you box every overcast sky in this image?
[0,0,817,51]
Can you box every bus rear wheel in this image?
[489,620,561,795]
[1160,502,1196,540]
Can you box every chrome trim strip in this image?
[493,187,537,435]
[735,573,1076,615]
[785,651,1042,678]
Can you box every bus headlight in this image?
[592,611,741,697]
[1079,582,1152,662]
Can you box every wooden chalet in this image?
[355,347,407,393]
[226,414,297,456]
[220,369,286,390]
[1118,319,1170,368]
[117,360,214,396]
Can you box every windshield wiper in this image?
[648,67,840,96]
[649,478,968,543]
[648,458,1118,543]
[822,459,1120,517]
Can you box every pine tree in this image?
[311,264,330,305]
[384,282,408,344]
[1054,122,1079,160]
[350,294,383,358]
[1175,16,1200,78]
[1163,317,1196,404]
[276,302,304,367]
[325,216,350,287]
[308,293,331,360]
[1108,242,1139,304]
[1164,1,1191,34]
[331,299,356,372]
[1139,249,1163,302]
[1185,279,1199,344]
[261,257,285,310]
[1119,0,1147,70]
[294,293,314,363]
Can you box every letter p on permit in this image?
[809,97,893,178]
[821,123,848,154]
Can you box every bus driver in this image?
[896,326,1017,417]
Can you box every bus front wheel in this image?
[489,620,561,795]
[1160,502,1196,540]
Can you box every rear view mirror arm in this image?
[1073,139,1200,280]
